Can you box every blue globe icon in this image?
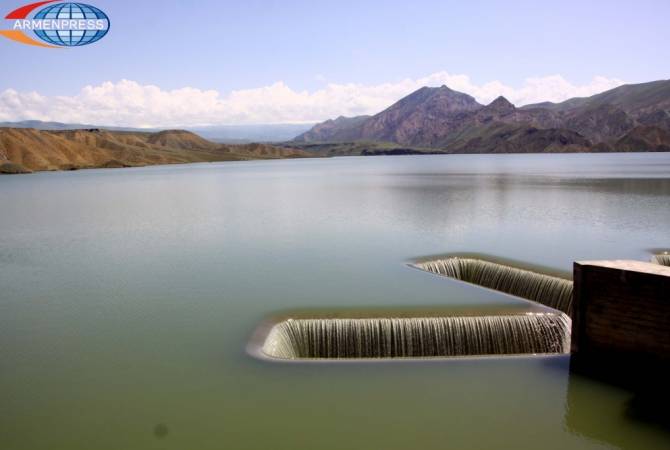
[33,3,110,46]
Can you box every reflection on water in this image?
[1,153,669,449]
[566,367,670,450]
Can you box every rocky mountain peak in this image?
[487,96,515,113]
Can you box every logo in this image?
[0,1,109,48]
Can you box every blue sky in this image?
[0,0,669,126]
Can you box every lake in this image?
[1,153,669,450]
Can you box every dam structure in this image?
[255,255,668,362]
[254,256,575,361]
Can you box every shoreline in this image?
[2,149,669,175]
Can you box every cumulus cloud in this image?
[0,73,626,127]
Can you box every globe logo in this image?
[0,1,110,48]
[33,3,110,46]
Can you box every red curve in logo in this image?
[5,0,58,19]
[1,1,60,47]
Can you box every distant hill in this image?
[191,123,315,143]
[294,80,670,153]
[0,120,149,132]
[294,116,370,142]
[0,128,311,174]
[0,120,315,143]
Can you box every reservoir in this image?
[1,153,669,450]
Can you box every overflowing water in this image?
[414,257,574,315]
[652,254,670,266]
[262,313,571,359]
[260,257,575,361]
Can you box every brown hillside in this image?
[616,126,670,152]
[146,129,218,150]
[0,128,312,173]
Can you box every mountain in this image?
[294,80,670,153]
[613,125,670,152]
[521,79,670,143]
[357,86,481,146]
[295,85,482,146]
[294,115,370,142]
[0,128,310,174]
[523,80,670,113]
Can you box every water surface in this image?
[1,153,670,450]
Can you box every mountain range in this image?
[0,121,315,143]
[0,128,309,173]
[294,79,670,154]
[3,79,670,173]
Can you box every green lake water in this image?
[1,153,669,449]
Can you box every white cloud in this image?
[0,73,626,127]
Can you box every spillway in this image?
[652,254,670,266]
[414,257,574,315]
[261,313,571,360]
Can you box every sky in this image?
[0,0,669,126]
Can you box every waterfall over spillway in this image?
[261,314,571,359]
[414,257,574,315]
[652,254,670,267]
[252,256,576,361]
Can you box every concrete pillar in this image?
[572,260,670,369]
[570,260,670,432]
